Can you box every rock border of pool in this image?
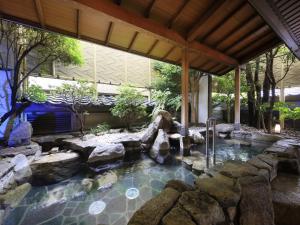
[128,138,300,225]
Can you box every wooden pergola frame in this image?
[0,0,298,132]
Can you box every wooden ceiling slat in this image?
[286,11,300,23]
[187,0,226,42]
[281,2,300,17]
[144,0,156,18]
[33,0,45,28]
[280,0,298,14]
[162,45,176,59]
[127,31,139,51]
[147,39,159,55]
[105,22,114,45]
[200,1,246,43]
[235,33,276,58]
[168,0,191,28]
[215,15,259,49]
[224,24,268,53]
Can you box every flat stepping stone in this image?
[0,142,41,157]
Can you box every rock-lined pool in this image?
[4,138,270,225]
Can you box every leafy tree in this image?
[262,45,296,133]
[0,20,83,139]
[213,71,248,123]
[54,80,96,135]
[111,85,147,130]
[152,61,182,115]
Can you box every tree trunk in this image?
[245,63,256,127]
[254,57,261,129]
[227,102,231,123]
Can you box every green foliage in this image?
[153,61,181,95]
[152,61,182,113]
[54,80,96,103]
[90,123,110,135]
[25,85,47,103]
[111,85,147,129]
[274,101,300,124]
[151,90,181,115]
[53,80,96,134]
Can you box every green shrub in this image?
[26,85,48,102]
[90,123,111,135]
[111,85,147,130]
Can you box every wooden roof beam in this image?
[144,0,156,18]
[74,0,186,46]
[128,31,138,51]
[33,0,45,28]
[249,0,300,58]
[187,0,226,42]
[168,0,191,28]
[76,9,80,38]
[105,21,114,45]
[189,41,238,66]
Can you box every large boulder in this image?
[8,121,32,147]
[0,142,41,159]
[238,175,275,225]
[30,152,81,184]
[87,143,125,165]
[218,160,259,179]
[247,156,276,181]
[128,187,180,225]
[152,110,173,132]
[189,130,205,144]
[251,132,281,142]
[216,123,234,135]
[117,135,142,155]
[0,182,31,208]
[162,205,196,225]
[164,180,193,193]
[11,154,32,184]
[178,190,226,225]
[0,160,16,194]
[141,115,164,149]
[32,134,73,151]
[149,129,170,164]
[272,173,300,225]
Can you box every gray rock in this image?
[0,171,15,194]
[247,157,276,181]
[0,183,31,208]
[257,154,279,171]
[8,121,32,147]
[164,180,193,193]
[82,133,96,141]
[31,152,81,184]
[277,157,300,174]
[162,205,196,225]
[149,129,170,164]
[87,143,125,165]
[95,171,118,190]
[272,173,300,225]
[238,175,275,225]
[231,130,252,139]
[81,178,94,192]
[219,160,259,179]
[178,190,226,225]
[32,134,73,151]
[117,135,141,154]
[11,154,32,184]
[195,173,241,209]
[189,130,205,144]
[141,115,163,149]
[216,123,234,134]
[0,142,41,158]
[152,110,173,132]
[252,132,281,142]
[128,187,180,225]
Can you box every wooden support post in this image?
[181,47,189,135]
[234,66,240,130]
[280,62,285,129]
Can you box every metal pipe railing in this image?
[206,117,216,168]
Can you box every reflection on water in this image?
[4,138,270,225]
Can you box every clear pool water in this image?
[4,138,270,225]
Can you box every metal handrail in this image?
[206,117,216,168]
